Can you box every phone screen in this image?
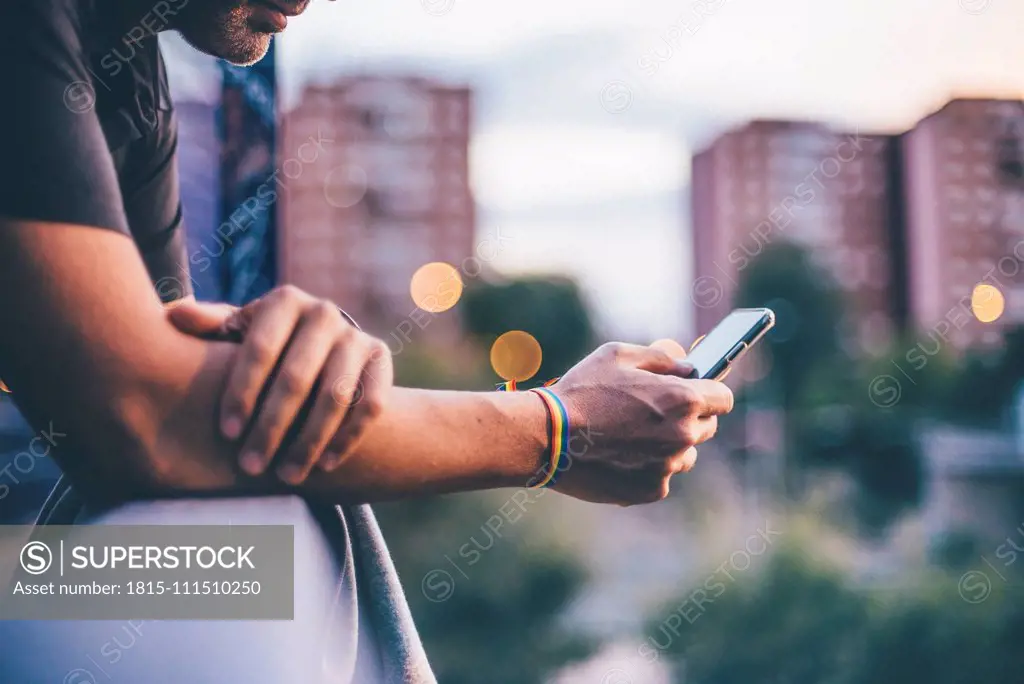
[685,309,773,380]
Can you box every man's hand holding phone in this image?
[542,341,734,506]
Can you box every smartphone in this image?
[685,308,775,380]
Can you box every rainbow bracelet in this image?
[495,376,560,392]
[527,387,569,489]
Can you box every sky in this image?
[163,0,1024,341]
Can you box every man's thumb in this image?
[167,300,240,338]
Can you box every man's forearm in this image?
[126,337,550,505]
[0,225,548,506]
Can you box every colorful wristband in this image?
[527,387,569,489]
[496,376,559,391]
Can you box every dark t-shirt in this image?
[0,4,435,682]
[0,0,191,300]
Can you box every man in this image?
[0,1,734,682]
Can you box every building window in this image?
[997,127,1024,182]
[357,108,389,134]
[361,188,388,218]
[946,162,966,179]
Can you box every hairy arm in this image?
[0,223,547,506]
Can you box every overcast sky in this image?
[164,0,1024,341]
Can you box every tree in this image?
[459,276,597,384]
[645,543,872,684]
[733,241,846,410]
[375,491,594,684]
[731,241,925,534]
[373,280,600,683]
[645,531,1024,684]
[937,324,1024,427]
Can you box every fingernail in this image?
[276,463,303,484]
[240,451,265,476]
[222,415,242,440]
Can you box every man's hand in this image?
[546,342,733,506]
[167,285,393,484]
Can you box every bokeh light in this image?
[971,283,1005,323]
[0,378,9,393]
[323,164,368,209]
[737,346,773,383]
[410,262,463,313]
[490,331,543,382]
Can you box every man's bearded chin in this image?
[174,5,272,66]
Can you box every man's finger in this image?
[220,298,302,441]
[322,342,392,470]
[238,310,340,479]
[606,342,694,378]
[167,300,239,337]
[685,415,718,446]
[685,380,734,416]
[667,447,698,474]
[650,338,688,360]
[277,341,364,481]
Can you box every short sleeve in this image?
[117,108,195,302]
[0,1,130,235]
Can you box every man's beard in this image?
[174,3,272,66]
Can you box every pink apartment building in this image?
[279,75,476,343]
[691,120,902,358]
[902,98,1024,351]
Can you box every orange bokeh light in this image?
[410,262,463,313]
[490,331,543,382]
[971,283,1005,323]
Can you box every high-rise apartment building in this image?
[280,76,475,341]
[902,98,1024,350]
[691,120,902,357]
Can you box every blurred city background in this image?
[4,0,1024,681]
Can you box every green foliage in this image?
[854,582,1024,684]
[733,241,846,409]
[646,547,871,684]
[459,276,597,384]
[935,324,1024,428]
[375,492,594,684]
[860,331,959,413]
[376,326,595,683]
[793,404,923,536]
[391,343,492,390]
[928,529,985,571]
[731,241,923,531]
[647,538,1024,684]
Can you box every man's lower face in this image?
[174,2,275,66]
